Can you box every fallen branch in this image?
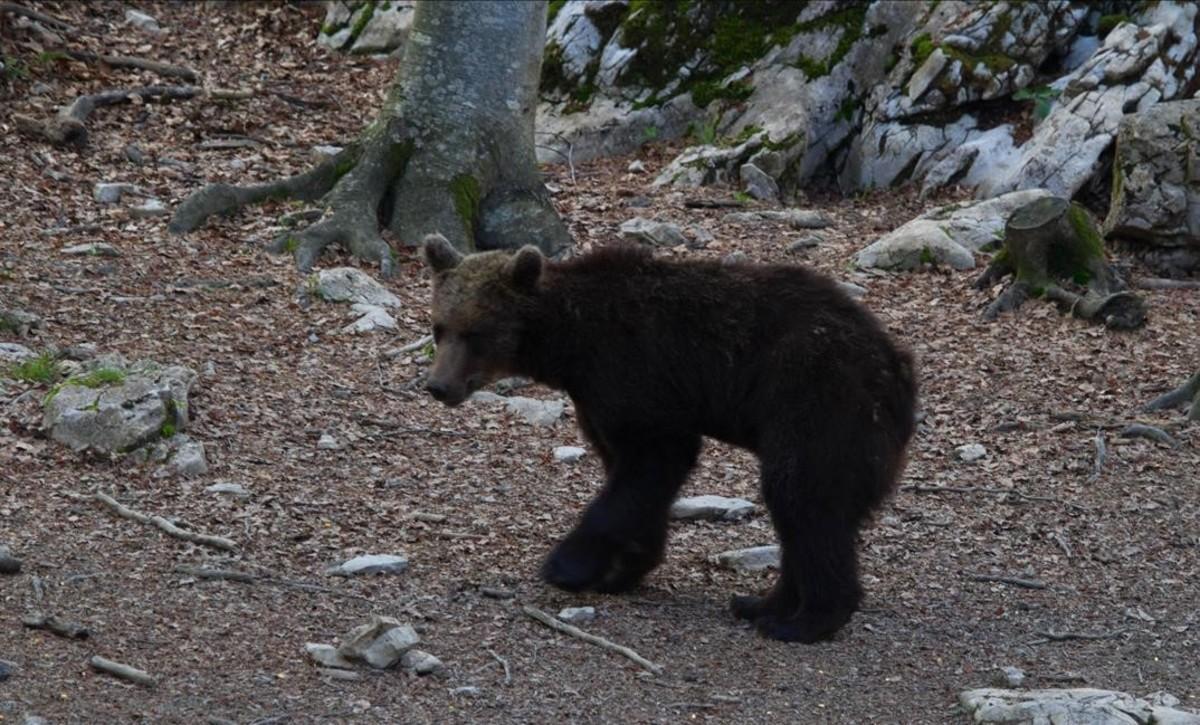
[522,605,663,673]
[89,655,156,687]
[64,50,198,82]
[15,85,201,147]
[173,565,257,583]
[1088,431,1106,482]
[487,649,512,685]
[1134,277,1200,291]
[174,564,372,602]
[22,613,90,639]
[965,572,1047,590]
[1119,424,1179,448]
[93,492,238,552]
[0,1,73,30]
[398,334,434,353]
[1032,627,1127,644]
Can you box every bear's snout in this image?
[425,379,459,406]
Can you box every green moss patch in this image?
[450,174,481,235]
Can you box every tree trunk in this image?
[976,197,1146,330]
[169,0,571,276]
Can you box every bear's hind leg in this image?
[543,434,699,593]
[735,460,865,643]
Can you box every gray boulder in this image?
[959,688,1200,725]
[43,359,196,454]
[670,495,756,522]
[739,163,779,201]
[315,267,401,308]
[1104,99,1200,247]
[619,217,687,247]
[712,545,780,572]
[0,342,35,363]
[318,1,415,54]
[855,189,1053,271]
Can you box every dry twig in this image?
[89,655,156,687]
[93,492,238,552]
[487,649,512,685]
[0,1,73,30]
[965,572,1047,590]
[63,50,198,82]
[1032,628,1128,644]
[522,605,663,673]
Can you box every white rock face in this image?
[327,554,409,577]
[342,303,398,334]
[959,688,1200,725]
[337,616,420,669]
[558,606,596,624]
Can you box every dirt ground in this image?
[1,3,1197,723]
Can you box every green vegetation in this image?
[7,352,58,384]
[2,55,28,80]
[349,0,376,41]
[690,78,753,108]
[910,33,935,67]
[919,246,936,266]
[161,421,177,438]
[732,191,753,203]
[788,3,872,79]
[33,50,68,66]
[450,174,481,233]
[1013,85,1060,121]
[548,0,566,25]
[71,368,127,388]
[835,96,860,123]
[641,125,660,143]
[282,235,300,253]
[1097,13,1129,37]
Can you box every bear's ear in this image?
[422,233,463,273]
[508,245,543,291]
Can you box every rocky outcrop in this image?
[318,1,414,55]
[1104,98,1200,248]
[959,688,1200,724]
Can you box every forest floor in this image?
[1,3,1198,724]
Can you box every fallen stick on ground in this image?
[965,572,1047,590]
[173,566,257,583]
[22,613,90,639]
[0,1,73,30]
[1088,431,1106,482]
[1134,278,1200,290]
[89,655,156,687]
[63,50,198,82]
[487,648,512,685]
[174,565,373,602]
[522,605,663,674]
[93,493,237,552]
[1032,628,1128,644]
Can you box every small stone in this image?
[167,435,207,477]
[671,495,756,521]
[619,217,688,247]
[0,545,21,575]
[712,545,780,572]
[319,667,363,681]
[400,649,444,676]
[316,267,402,308]
[688,226,715,249]
[451,686,482,697]
[305,643,354,670]
[62,343,98,360]
[317,433,340,450]
[327,554,409,577]
[0,342,35,363]
[722,251,748,265]
[128,199,168,219]
[124,145,145,165]
[93,182,141,204]
[61,243,119,257]
[228,158,247,171]
[0,657,13,681]
[337,616,420,669]
[740,163,779,201]
[342,303,397,334]
[836,281,868,299]
[786,235,823,253]
[22,716,48,725]
[624,195,653,208]
[205,482,249,497]
[627,160,647,173]
[554,446,586,463]
[992,665,1026,688]
[0,309,41,336]
[558,606,596,625]
[956,443,987,462]
[124,8,162,33]
[312,145,344,159]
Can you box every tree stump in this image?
[976,197,1146,330]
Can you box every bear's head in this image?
[421,233,543,406]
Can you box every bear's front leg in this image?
[542,434,700,593]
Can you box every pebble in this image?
[558,606,596,625]
[0,658,13,682]
[722,251,749,265]
[319,667,362,682]
[305,643,354,670]
[553,446,586,463]
[317,433,340,450]
[128,199,168,219]
[327,554,409,577]
[61,243,120,257]
[992,665,1026,687]
[0,545,21,575]
[627,160,647,173]
[337,616,420,669]
[786,234,823,253]
[451,686,482,697]
[93,182,141,204]
[205,482,249,497]
[956,443,987,462]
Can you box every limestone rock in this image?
[305,643,354,670]
[337,616,420,669]
[93,182,142,204]
[0,545,21,575]
[553,446,586,463]
[1104,99,1200,247]
[740,163,779,201]
[315,267,401,308]
[205,482,249,497]
[0,342,35,363]
[400,649,444,676]
[61,243,119,257]
[342,303,398,334]
[128,199,168,219]
[670,495,756,522]
[43,359,196,454]
[558,606,596,625]
[855,189,1053,271]
[712,545,780,572]
[327,554,409,577]
[0,309,41,337]
[124,9,162,34]
[959,688,1200,725]
[619,217,687,247]
[350,2,415,55]
[956,443,987,462]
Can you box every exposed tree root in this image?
[1143,370,1200,422]
[14,85,200,147]
[63,50,198,82]
[981,280,1030,320]
[89,655,156,688]
[0,1,73,31]
[523,605,663,673]
[1134,277,1200,291]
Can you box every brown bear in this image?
[421,234,916,643]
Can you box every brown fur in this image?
[423,240,917,642]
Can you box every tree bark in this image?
[169,0,571,276]
[977,197,1146,330]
